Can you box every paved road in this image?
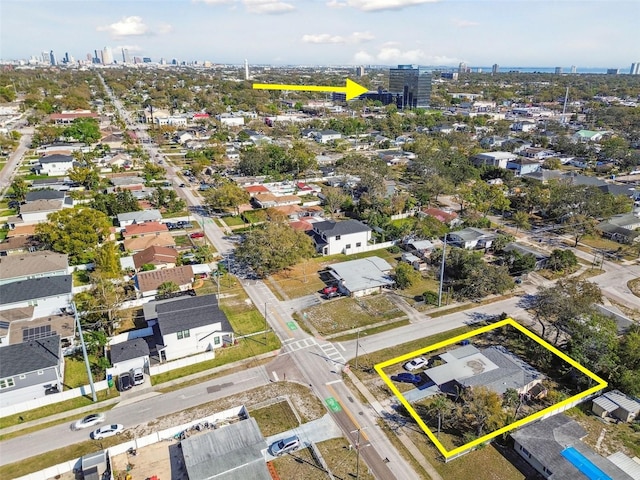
[0,129,32,192]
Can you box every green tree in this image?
[424,395,454,438]
[93,242,121,279]
[565,314,619,383]
[63,118,101,144]
[9,177,28,202]
[158,281,179,296]
[202,181,250,215]
[546,249,578,272]
[35,208,111,265]
[322,186,349,218]
[91,190,141,216]
[512,210,531,233]
[235,221,315,277]
[394,262,420,289]
[68,164,101,190]
[459,386,505,437]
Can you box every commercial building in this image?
[388,65,432,109]
[630,62,640,75]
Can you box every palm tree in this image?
[426,395,453,438]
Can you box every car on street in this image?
[269,435,301,456]
[117,372,132,391]
[71,413,106,431]
[179,183,186,188]
[190,232,205,239]
[91,424,124,440]
[130,368,144,386]
[404,356,428,371]
[390,373,422,385]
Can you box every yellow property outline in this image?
[374,318,607,459]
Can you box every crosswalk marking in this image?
[319,342,346,366]
[283,337,318,352]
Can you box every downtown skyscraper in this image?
[389,65,432,109]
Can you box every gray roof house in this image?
[592,390,640,423]
[447,228,497,250]
[0,250,69,285]
[424,345,543,396]
[182,417,270,480]
[109,337,151,375]
[503,242,550,270]
[154,295,234,362]
[310,219,372,256]
[25,190,66,202]
[0,275,73,319]
[116,209,162,227]
[597,213,640,244]
[328,256,394,297]
[511,414,634,480]
[0,335,64,408]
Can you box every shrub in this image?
[423,291,439,305]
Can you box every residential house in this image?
[216,113,245,127]
[154,295,234,362]
[597,212,640,244]
[472,152,517,169]
[404,239,437,259]
[0,235,40,257]
[511,120,537,132]
[592,390,640,423]
[135,265,194,297]
[29,177,73,191]
[0,275,73,318]
[117,209,162,227]
[8,195,73,227]
[50,110,98,125]
[310,219,372,256]
[447,228,497,250]
[506,158,541,176]
[511,414,634,480]
[0,251,69,285]
[252,193,301,209]
[423,345,544,397]
[124,232,176,254]
[479,136,509,148]
[244,185,270,197]
[109,338,150,375]
[327,257,394,297]
[25,190,66,203]
[419,208,460,227]
[99,129,125,150]
[0,335,64,407]
[36,154,75,176]
[132,246,179,271]
[521,147,556,160]
[122,221,169,238]
[315,130,342,144]
[0,308,74,346]
[503,243,550,270]
[572,130,607,142]
[401,252,427,271]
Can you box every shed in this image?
[592,390,640,423]
[109,338,150,375]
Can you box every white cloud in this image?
[353,47,461,65]
[97,16,151,37]
[302,34,346,44]
[326,0,347,7]
[193,0,235,3]
[302,31,374,44]
[345,0,439,12]
[243,0,295,14]
[452,18,479,28]
[157,23,173,34]
[351,31,375,43]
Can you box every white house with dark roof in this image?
[310,219,372,256]
[154,295,235,362]
[472,152,517,169]
[0,335,63,407]
[25,190,66,203]
[511,414,634,480]
[314,130,342,144]
[7,195,73,228]
[109,337,150,375]
[0,275,73,318]
[447,228,497,250]
[37,154,75,176]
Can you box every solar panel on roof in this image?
[22,324,54,342]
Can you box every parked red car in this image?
[190,232,205,239]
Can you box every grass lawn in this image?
[174,234,191,247]
[64,354,106,388]
[0,229,7,241]
[268,259,326,299]
[250,400,300,437]
[301,294,403,336]
[221,215,245,226]
[330,319,410,341]
[273,438,375,480]
[0,389,119,431]
[72,269,91,286]
[161,210,190,219]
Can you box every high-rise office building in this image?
[49,50,57,66]
[245,59,250,80]
[607,68,620,75]
[41,51,49,64]
[492,64,499,74]
[630,62,640,75]
[64,52,69,64]
[389,65,432,109]
[356,65,365,77]
[102,46,113,65]
[570,65,577,74]
[555,67,563,74]
[458,62,467,74]
[122,48,131,64]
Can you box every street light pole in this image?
[264,302,268,344]
[438,234,448,307]
[350,426,368,480]
[73,302,97,403]
[355,330,360,370]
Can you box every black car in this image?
[117,373,133,391]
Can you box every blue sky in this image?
[1,0,638,68]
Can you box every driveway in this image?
[264,413,343,460]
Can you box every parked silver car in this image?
[269,435,301,456]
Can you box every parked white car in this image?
[71,413,105,431]
[91,424,124,440]
[404,356,428,371]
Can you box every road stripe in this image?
[272,371,279,382]
[337,343,346,352]
[325,379,343,385]
[325,384,369,442]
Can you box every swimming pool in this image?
[561,447,612,480]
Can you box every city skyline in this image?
[1,0,638,68]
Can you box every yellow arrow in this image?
[252,78,368,101]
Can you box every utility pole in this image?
[264,302,268,344]
[354,329,364,370]
[350,426,369,480]
[438,234,448,307]
[73,302,97,402]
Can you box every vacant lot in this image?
[301,294,403,336]
[250,399,300,437]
